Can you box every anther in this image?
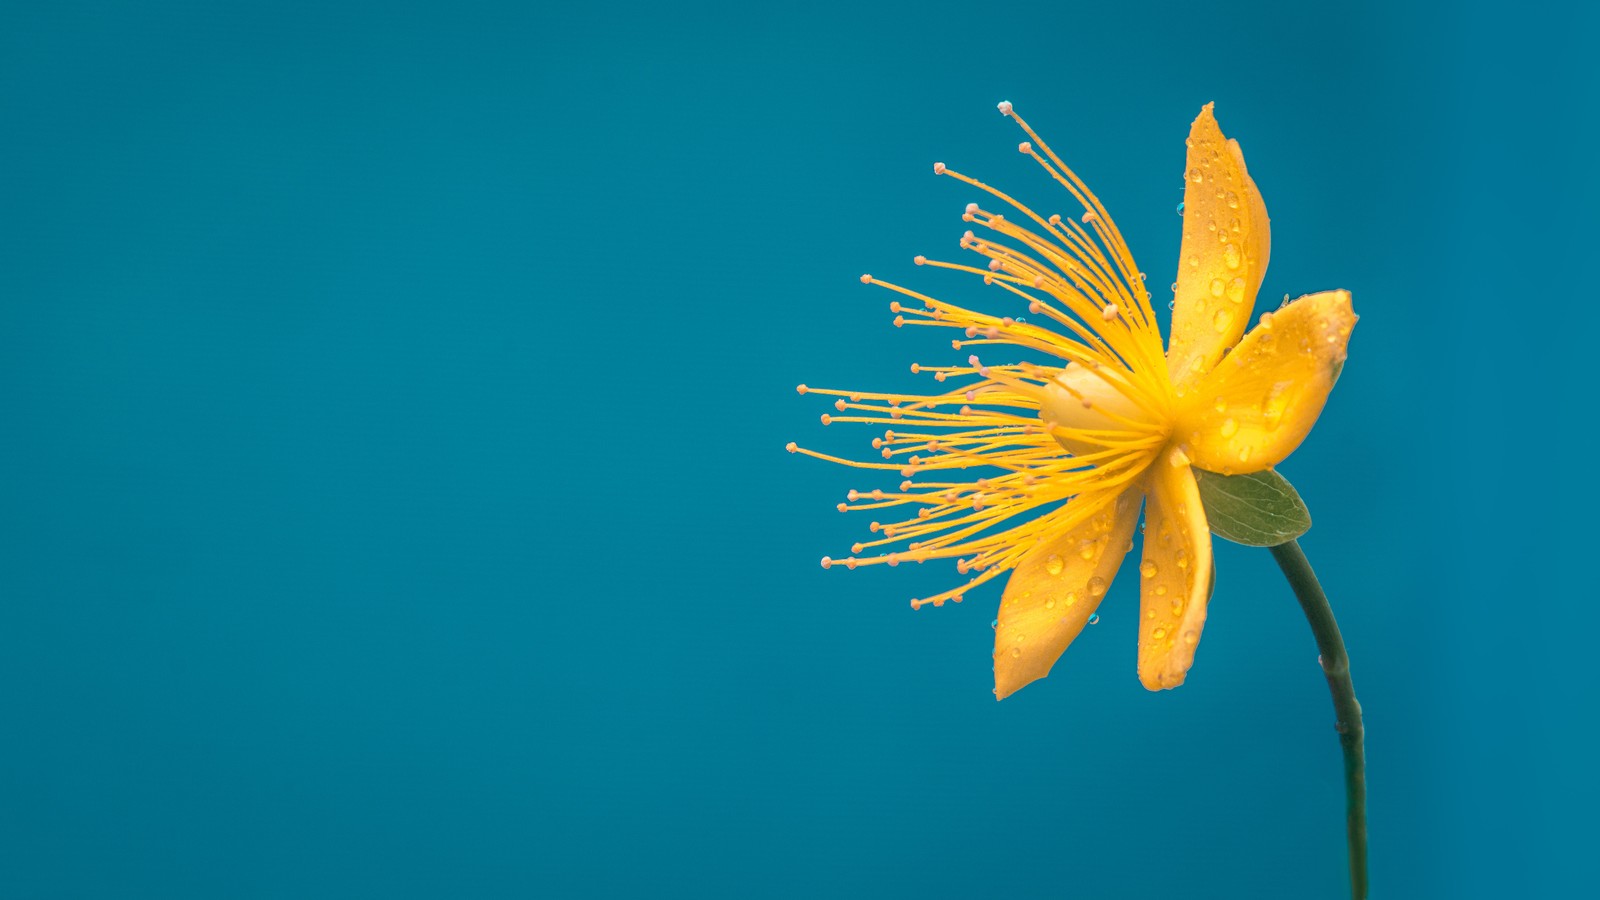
[795,384,808,394]
[888,301,901,312]
[1018,141,1032,154]
[834,399,847,411]
[988,259,1003,272]
[820,557,833,569]
[933,162,946,175]
[1101,303,1120,321]
[965,202,980,216]
[820,414,832,425]
[859,274,873,284]
[1082,211,1099,224]
[913,255,926,266]
[836,503,847,513]
[785,441,798,452]
[997,100,1013,116]
[1048,214,1062,226]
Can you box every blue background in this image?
[2,1,1594,896]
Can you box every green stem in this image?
[1269,539,1367,900]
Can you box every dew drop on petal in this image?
[1223,243,1242,270]
[1219,418,1239,438]
[1140,560,1158,579]
[1045,554,1064,575]
[1088,613,1101,625]
[1088,576,1108,597]
[1212,308,1234,333]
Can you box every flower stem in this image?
[1269,539,1367,900]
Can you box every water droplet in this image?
[1226,277,1247,304]
[1212,308,1234,333]
[1213,396,1227,413]
[1175,201,1185,216]
[1187,167,1203,183]
[1176,550,1189,570]
[1219,418,1239,437]
[1088,576,1108,597]
[1087,613,1101,625]
[1078,541,1096,561]
[1045,554,1064,576]
[1152,627,1167,640]
[1155,584,1168,596]
[1259,311,1275,330]
[991,618,999,630]
[1167,299,1176,311]
[1183,629,1198,645]
[1044,597,1056,609]
[1223,243,1242,270]
[1010,647,1022,658]
[1170,598,1184,614]
[1209,278,1225,298]
[1225,191,1239,209]
[1140,560,1158,579]
[1238,445,1253,463]
[1064,591,1078,607]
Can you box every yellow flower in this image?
[790,102,1355,698]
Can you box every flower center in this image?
[1041,363,1164,457]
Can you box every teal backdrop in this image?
[3,1,1594,897]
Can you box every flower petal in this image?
[1167,104,1271,392]
[1176,290,1356,475]
[1137,456,1214,691]
[993,490,1142,700]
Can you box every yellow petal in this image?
[993,490,1142,700]
[1167,103,1271,392]
[1175,290,1356,475]
[1137,455,1214,691]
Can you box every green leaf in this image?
[1192,467,1312,547]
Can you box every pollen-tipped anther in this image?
[859,273,873,284]
[933,162,946,175]
[997,100,1013,116]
